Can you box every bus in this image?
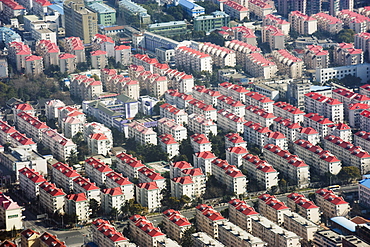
[328,185,341,190]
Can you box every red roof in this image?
[172,176,193,185]
[194,151,216,159]
[163,209,191,227]
[172,161,193,169]
[137,182,159,190]
[66,193,87,202]
[91,50,107,56]
[39,182,66,197]
[33,0,52,6]
[102,187,124,196]
[1,0,25,9]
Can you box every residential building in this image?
[157,117,187,142]
[15,112,49,143]
[180,168,206,197]
[258,194,291,225]
[222,0,249,21]
[127,121,157,146]
[225,40,261,69]
[192,232,225,247]
[348,103,370,128]
[323,135,370,174]
[193,151,216,176]
[303,45,329,69]
[118,0,151,25]
[129,215,166,247]
[63,0,98,44]
[337,10,370,33]
[360,110,370,132]
[138,167,166,191]
[70,74,103,100]
[188,114,217,135]
[245,105,276,127]
[272,49,304,79]
[263,14,290,35]
[262,25,285,50]
[313,230,343,247]
[333,43,363,66]
[355,32,370,61]
[84,157,112,187]
[175,46,212,73]
[91,219,129,247]
[35,39,60,68]
[0,120,37,151]
[242,154,279,190]
[332,88,370,116]
[228,199,259,231]
[232,26,257,45]
[248,0,273,19]
[211,159,247,195]
[90,50,107,69]
[263,144,310,188]
[158,134,179,159]
[64,193,90,222]
[287,80,311,110]
[286,193,321,223]
[162,209,191,242]
[0,193,23,231]
[283,211,318,241]
[276,0,308,17]
[225,133,247,149]
[148,21,187,38]
[19,167,46,201]
[135,182,161,211]
[116,152,145,179]
[273,101,305,123]
[359,177,370,208]
[64,37,85,63]
[245,53,277,79]
[195,204,226,238]
[289,11,317,35]
[51,162,80,193]
[303,113,334,137]
[264,131,288,150]
[216,95,245,117]
[190,133,212,153]
[25,55,44,76]
[217,109,246,133]
[304,92,344,123]
[193,11,230,33]
[192,86,221,106]
[226,146,248,167]
[171,176,195,199]
[177,0,204,17]
[73,176,100,202]
[114,45,131,65]
[39,181,65,214]
[359,84,370,99]
[187,99,217,121]
[59,53,77,73]
[20,229,40,247]
[170,161,193,179]
[100,187,125,215]
[91,34,115,57]
[88,2,116,26]
[354,131,370,154]
[8,41,31,73]
[218,221,266,247]
[105,171,134,200]
[219,81,249,103]
[243,121,272,148]
[293,139,342,175]
[250,216,301,247]
[0,27,21,45]
[0,0,25,22]
[315,188,350,218]
[245,91,274,113]
[312,12,343,34]
[197,42,236,68]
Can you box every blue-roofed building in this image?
[47,4,65,27]
[330,217,356,236]
[359,177,370,208]
[310,85,332,98]
[175,0,205,18]
[0,27,22,45]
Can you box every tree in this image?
[202,32,225,46]
[337,166,361,184]
[339,75,362,88]
[89,199,101,218]
[289,29,300,40]
[336,29,355,43]
[195,1,219,14]
[180,226,197,247]
[121,199,148,216]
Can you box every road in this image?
[21,184,359,245]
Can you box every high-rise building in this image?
[277,0,308,17]
[329,0,354,16]
[63,0,98,44]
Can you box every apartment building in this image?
[242,154,279,190]
[180,168,206,197]
[264,131,288,150]
[258,194,291,225]
[0,0,25,22]
[170,176,195,199]
[135,182,161,212]
[192,232,225,247]
[263,14,290,35]
[138,167,165,191]
[359,177,370,208]
[245,105,276,127]
[190,133,212,153]
[198,42,236,67]
[170,161,193,179]
[225,133,247,149]
[333,43,363,66]
[91,34,115,57]
[348,103,370,128]
[196,204,226,238]
[304,92,344,123]
[70,74,103,101]
[286,193,321,223]
[219,81,249,103]
[0,120,36,151]
[127,121,157,146]
[84,157,112,187]
[332,88,370,115]
[355,32,370,61]
[216,95,245,117]
[73,176,100,202]
[193,151,216,176]
[315,188,350,218]
[162,209,191,242]
[165,90,194,109]
[158,134,179,159]
[273,101,304,123]
[303,45,329,69]
[8,41,31,73]
[100,187,125,215]
[303,113,334,137]
[0,193,23,231]
[51,162,80,193]
[222,0,249,21]
[337,10,370,33]
[114,45,131,66]
[211,159,247,195]
[157,117,187,142]
[245,53,277,79]
[188,113,217,135]
[187,99,217,121]
[263,144,310,188]
[224,40,261,69]
[64,37,85,63]
[59,53,77,73]
[90,50,107,69]
[262,25,285,50]
[175,46,212,73]
[359,84,370,99]
[289,11,317,35]
[116,152,145,179]
[217,109,246,133]
[312,12,343,34]
[192,86,221,106]
[226,146,248,167]
[272,49,303,79]
[159,103,188,125]
[283,211,318,241]
[293,139,342,175]
[360,110,370,132]
[323,135,370,174]
[20,229,40,247]
[91,219,129,247]
[129,215,165,246]
[64,193,90,222]
[35,39,60,67]
[250,216,301,247]
[243,121,272,148]
[19,167,46,201]
[218,221,266,247]
[193,11,230,33]
[248,0,273,19]
[39,181,65,214]
[354,131,370,154]
[105,171,134,200]
[228,199,259,231]
[245,91,274,113]
[24,55,44,76]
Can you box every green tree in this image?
[202,32,225,46]
[89,199,101,218]
[336,29,355,43]
[289,29,300,40]
[195,1,219,14]
[122,199,148,216]
[339,75,362,88]
[180,226,197,247]
[337,166,361,184]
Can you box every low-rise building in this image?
[158,134,179,159]
[289,11,317,35]
[19,167,46,201]
[222,0,249,21]
[263,144,310,188]
[171,176,195,199]
[337,10,370,33]
[315,188,350,218]
[313,230,343,247]
[192,232,225,247]
[65,193,90,222]
[135,182,161,212]
[258,194,291,225]
[304,92,344,123]
[39,181,65,214]
[312,12,343,34]
[91,219,129,247]
[162,209,191,242]
[175,46,212,73]
[245,105,276,127]
[303,45,329,69]
[262,25,285,50]
[333,43,363,66]
[73,176,100,202]
[226,146,248,167]
[245,53,277,79]
[138,167,165,191]
[348,103,370,128]
[198,42,236,68]
[286,193,321,224]
[264,131,288,150]
[127,121,157,146]
[193,11,230,33]
[323,135,370,174]
[159,103,188,125]
[225,133,247,149]
[195,204,226,238]
[105,171,135,200]
[228,199,259,231]
[64,37,86,63]
[224,40,261,69]
[190,133,212,153]
[116,152,145,179]
[188,113,217,135]
[219,81,249,103]
[0,193,23,231]
[51,162,80,194]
